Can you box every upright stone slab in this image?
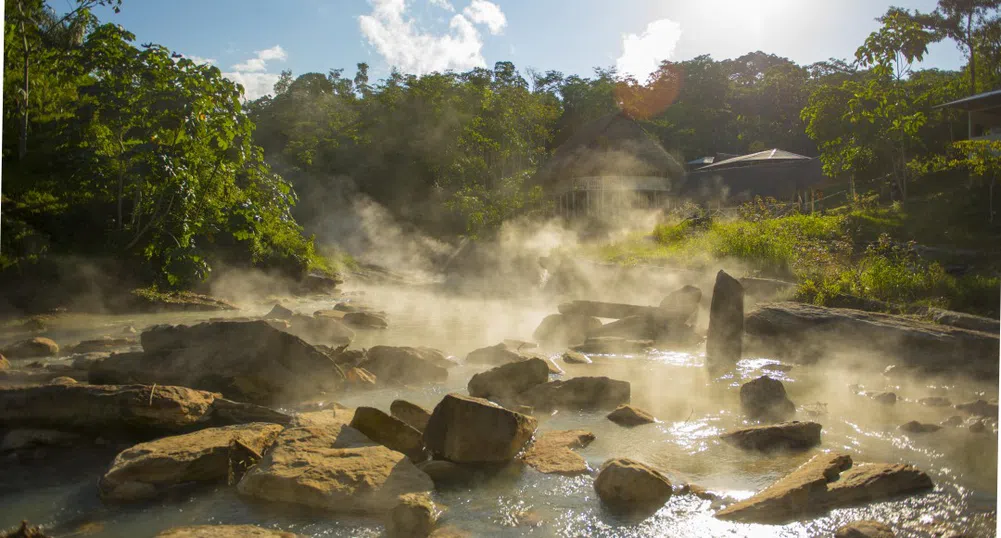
[706,270,744,369]
[423,394,536,463]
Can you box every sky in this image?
[91,0,967,100]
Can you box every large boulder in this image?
[350,406,427,462]
[517,376,630,411]
[90,321,345,404]
[835,521,895,538]
[423,394,536,463]
[715,453,932,523]
[391,400,432,433]
[155,526,301,537]
[744,302,999,376]
[740,376,795,421]
[385,493,438,538]
[99,423,284,502]
[720,421,821,451]
[467,358,550,401]
[2,337,59,359]
[606,405,656,427]
[593,458,673,514]
[237,425,434,514]
[532,314,602,346]
[360,346,449,385]
[659,285,702,321]
[521,429,595,475]
[706,270,744,369]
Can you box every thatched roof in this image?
[533,112,684,195]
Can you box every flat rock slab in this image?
[237,425,433,514]
[155,525,301,537]
[424,394,536,463]
[715,453,932,523]
[518,376,630,411]
[100,423,284,502]
[350,406,427,462]
[720,421,821,451]
[522,429,595,475]
[606,405,656,426]
[558,301,661,320]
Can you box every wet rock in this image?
[467,358,550,402]
[47,376,77,385]
[868,392,897,405]
[265,303,294,320]
[740,376,795,421]
[343,366,377,386]
[361,346,449,385]
[593,458,673,514]
[503,339,537,351]
[918,396,951,407]
[1,522,51,538]
[558,300,661,320]
[66,337,137,354]
[518,376,630,411]
[91,321,345,404]
[720,421,821,451]
[237,425,433,514]
[522,429,595,475]
[706,270,744,369]
[350,407,427,462]
[210,398,292,426]
[715,452,932,523]
[343,311,389,329]
[941,415,965,427]
[291,404,356,428]
[386,493,438,538]
[835,521,895,538]
[1,429,82,452]
[571,337,652,355]
[155,525,301,537]
[122,325,138,335]
[561,350,591,364]
[2,337,59,359]
[899,421,942,434]
[532,314,602,346]
[423,394,536,463]
[123,290,238,313]
[391,400,432,433]
[516,405,534,415]
[968,420,988,433]
[99,423,283,502]
[587,315,664,341]
[0,368,85,384]
[0,354,9,370]
[464,343,526,366]
[286,314,355,345]
[955,399,998,418]
[659,285,702,320]
[70,352,110,370]
[416,460,474,487]
[334,302,365,313]
[606,405,656,427]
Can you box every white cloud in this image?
[223,45,288,100]
[181,54,216,65]
[462,0,505,35]
[429,0,454,11]
[358,0,507,74]
[615,19,682,82]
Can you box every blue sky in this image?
[93,0,966,100]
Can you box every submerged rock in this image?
[918,396,951,407]
[867,392,897,405]
[467,358,550,401]
[343,311,389,329]
[606,405,656,427]
[361,346,449,385]
[237,425,433,514]
[720,421,821,451]
[522,429,595,475]
[706,270,744,369]
[715,452,932,523]
[391,400,432,433]
[532,314,602,347]
[955,399,998,417]
[740,376,795,421]
[99,423,284,502]
[519,376,630,411]
[350,406,427,462]
[835,521,895,538]
[899,421,942,434]
[386,493,438,538]
[423,394,536,463]
[593,458,673,514]
[155,525,301,537]
[2,337,59,359]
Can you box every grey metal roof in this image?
[697,148,811,170]
[934,88,1001,111]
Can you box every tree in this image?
[917,0,1001,93]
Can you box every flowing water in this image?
[0,283,997,537]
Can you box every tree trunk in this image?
[967,14,977,94]
[116,139,125,232]
[18,3,30,160]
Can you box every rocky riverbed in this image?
[0,277,997,537]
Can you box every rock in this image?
[99,423,284,502]
[969,420,987,433]
[209,398,292,426]
[720,421,822,451]
[155,525,301,537]
[423,394,536,463]
[350,407,427,462]
[606,405,656,427]
[0,368,87,384]
[237,425,434,514]
[344,366,377,386]
[593,458,673,514]
[706,270,744,369]
[561,350,591,364]
[516,405,534,415]
[391,400,432,433]
[899,421,942,434]
[659,285,702,321]
[522,429,595,475]
[503,339,537,351]
[715,453,932,523]
[464,343,526,366]
[868,392,897,405]
[835,521,895,538]
[744,302,999,376]
[334,302,365,312]
[291,405,356,428]
[386,493,438,538]
[1,522,51,538]
[467,358,550,402]
[265,303,294,320]
[571,337,652,355]
[518,376,630,411]
[918,396,951,407]
[532,314,602,346]
[956,399,998,417]
[343,311,389,329]
[66,338,137,354]
[558,301,661,320]
[361,346,449,385]
[416,460,474,487]
[587,315,662,340]
[122,325,138,335]
[740,376,795,421]
[0,354,9,370]
[2,337,59,359]
[286,314,355,345]
[1,429,82,451]
[942,415,965,426]
[297,272,342,295]
[47,376,77,385]
[91,320,345,404]
[124,289,238,313]
[927,307,999,335]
